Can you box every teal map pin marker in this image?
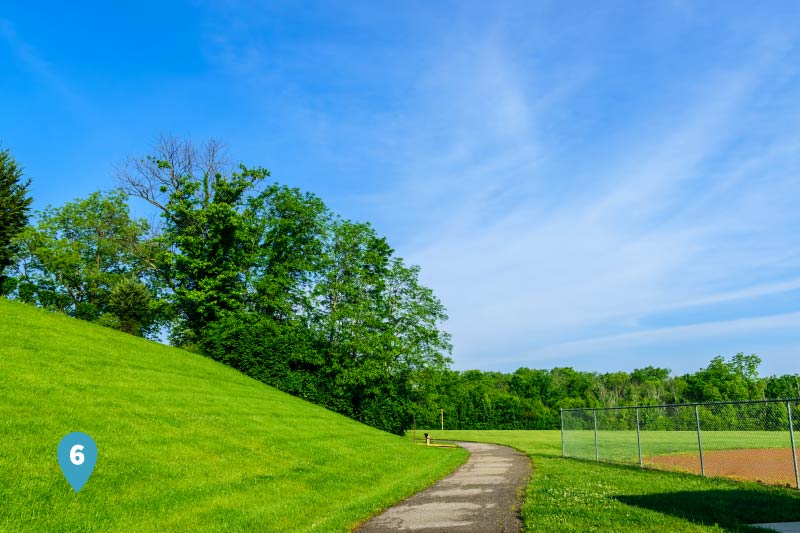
[57,432,97,492]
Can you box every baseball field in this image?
[418,430,800,532]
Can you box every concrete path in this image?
[752,524,800,533]
[358,442,532,532]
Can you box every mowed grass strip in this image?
[418,430,800,532]
[0,299,467,532]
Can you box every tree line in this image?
[412,354,800,430]
[2,138,798,435]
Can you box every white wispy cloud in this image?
[0,19,92,116]
[193,4,800,373]
[383,28,800,371]
[542,311,800,355]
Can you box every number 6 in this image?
[70,444,85,466]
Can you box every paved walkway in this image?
[358,442,532,532]
[752,524,800,533]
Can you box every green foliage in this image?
[684,353,764,402]
[0,147,32,294]
[414,354,799,430]
[108,277,151,335]
[161,165,271,341]
[765,373,800,399]
[250,183,330,320]
[308,220,452,434]
[95,312,121,330]
[9,190,149,320]
[119,137,453,435]
[203,312,323,402]
[203,220,453,435]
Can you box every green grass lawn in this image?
[0,299,467,532]
[419,430,800,532]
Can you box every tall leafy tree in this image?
[683,353,765,402]
[163,164,270,343]
[117,136,271,345]
[249,184,330,321]
[310,220,452,433]
[120,136,453,434]
[201,185,332,405]
[0,147,32,295]
[11,191,148,320]
[203,184,333,401]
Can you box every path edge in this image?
[349,444,472,532]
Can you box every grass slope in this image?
[0,299,467,532]
[420,430,800,532]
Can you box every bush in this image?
[109,278,150,335]
[96,313,121,330]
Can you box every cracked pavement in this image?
[358,442,532,532]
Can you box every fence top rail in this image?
[560,397,800,413]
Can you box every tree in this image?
[0,147,32,295]
[630,366,670,404]
[206,217,453,434]
[108,278,151,335]
[117,136,270,346]
[730,352,765,400]
[765,374,800,399]
[310,220,403,430]
[119,136,453,434]
[306,220,452,433]
[683,354,761,402]
[11,191,148,320]
[249,184,330,321]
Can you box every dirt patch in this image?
[648,448,800,487]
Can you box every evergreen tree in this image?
[0,147,32,295]
[109,278,151,335]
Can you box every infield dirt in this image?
[648,448,800,487]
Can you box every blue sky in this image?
[2,1,800,376]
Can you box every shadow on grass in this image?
[615,489,800,532]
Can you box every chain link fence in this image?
[561,398,800,488]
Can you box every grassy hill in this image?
[0,299,467,532]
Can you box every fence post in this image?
[593,410,599,462]
[560,408,565,458]
[636,407,643,468]
[788,401,799,489]
[695,405,705,477]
